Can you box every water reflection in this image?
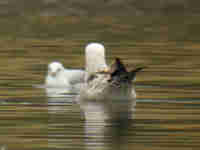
[47,96,75,114]
[47,95,84,149]
[0,145,6,150]
[0,96,48,150]
[46,91,200,150]
[47,93,134,150]
[84,118,134,150]
[34,84,78,97]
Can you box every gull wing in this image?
[64,69,85,85]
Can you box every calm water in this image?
[0,15,200,150]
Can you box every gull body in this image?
[45,62,85,96]
[78,43,142,121]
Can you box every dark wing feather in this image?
[109,58,145,83]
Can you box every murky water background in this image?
[0,5,200,150]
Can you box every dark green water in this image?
[0,13,200,150]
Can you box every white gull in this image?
[45,61,85,97]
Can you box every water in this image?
[0,14,200,150]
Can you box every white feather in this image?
[45,61,85,96]
[85,43,108,75]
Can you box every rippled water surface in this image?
[0,14,200,150]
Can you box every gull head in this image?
[85,43,108,75]
[48,62,65,77]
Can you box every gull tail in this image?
[128,67,145,81]
[109,58,145,83]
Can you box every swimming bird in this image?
[45,61,85,96]
[78,43,144,121]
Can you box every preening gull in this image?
[78,43,144,121]
[45,61,85,97]
[85,43,108,77]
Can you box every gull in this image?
[45,61,85,97]
[78,43,144,121]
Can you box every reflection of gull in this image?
[78,43,144,121]
[45,62,85,97]
[0,145,6,150]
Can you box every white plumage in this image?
[85,43,108,75]
[45,61,85,97]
